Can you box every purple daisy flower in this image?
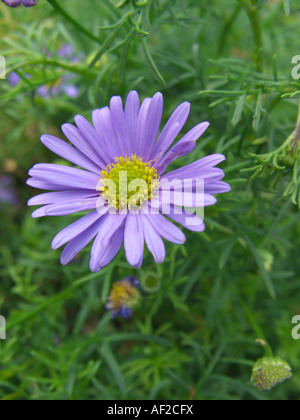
[1,0,36,7]
[27,91,230,272]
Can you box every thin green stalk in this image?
[6,271,107,331]
[46,0,101,45]
[291,99,300,150]
[131,0,150,7]
[88,12,138,68]
[218,3,243,54]
[238,0,263,72]
[239,298,274,358]
[119,28,136,84]
[9,59,97,78]
[142,38,167,87]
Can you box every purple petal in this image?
[31,197,98,218]
[161,155,226,181]
[160,177,228,194]
[135,97,151,156]
[170,116,208,150]
[74,115,110,166]
[62,123,106,169]
[91,109,115,161]
[160,190,217,208]
[125,91,140,151]
[96,213,127,249]
[139,93,164,161]
[205,181,231,194]
[60,218,104,265]
[91,107,121,159]
[27,178,68,191]
[28,190,98,206]
[41,134,102,174]
[193,154,226,169]
[164,205,206,232]
[151,102,190,159]
[52,210,104,250]
[145,213,186,244]
[155,122,210,174]
[124,213,144,268]
[2,0,22,6]
[22,0,36,6]
[141,215,165,264]
[161,168,225,185]
[99,225,124,269]
[29,164,100,190]
[119,306,132,319]
[90,225,124,272]
[110,96,131,156]
[155,140,196,175]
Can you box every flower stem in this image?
[9,59,97,78]
[218,3,242,54]
[46,0,101,45]
[290,100,300,152]
[239,298,274,358]
[238,0,263,72]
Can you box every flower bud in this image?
[251,357,292,391]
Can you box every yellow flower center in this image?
[98,154,160,211]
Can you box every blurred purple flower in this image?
[0,175,19,206]
[58,45,75,59]
[57,45,82,63]
[1,0,36,7]
[36,85,50,99]
[8,44,81,99]
[60,84,79,99]
[106,276,142,319]
[8,72,21,87]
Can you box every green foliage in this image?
[0,0,300,401]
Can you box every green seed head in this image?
[141,272,161,293]
[251,357,292,391]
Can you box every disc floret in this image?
[99,154,159,211]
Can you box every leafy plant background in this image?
[0,0,300,400]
